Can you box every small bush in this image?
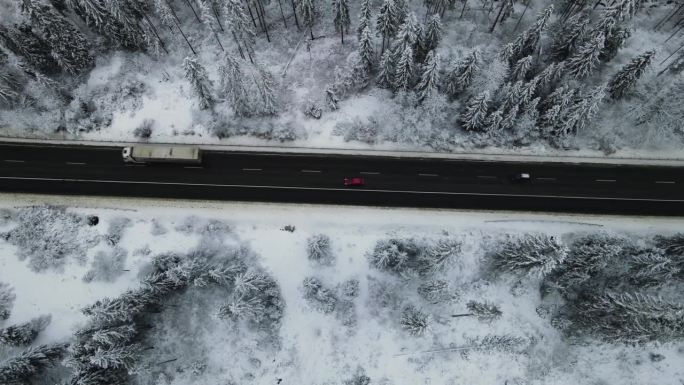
[307,234,334,265]
[492,234,568,277]
[368,237,461,276]
[105,217,132,246]
[417,279,458,304]
[133,119,153,139]
[150,219,167,236]
[400,305,431,336]
[0,282,16,320]
[83,248,128,283]
[340,279,360,298]
[0,315,51,346]
[302,277,338,314]
[466,301,502,322]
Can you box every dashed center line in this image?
[419,173,439,177]
[655,181,676,184]
[4,160,25,163]
[66,162,86,165]
[184,166,203,169]
[596,179,616,183]
[301,169,321,173]
[242,168,262,171]
[477,175,497,179]
[360,171,380,175]
[536,177,557,181]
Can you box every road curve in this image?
[0,143,683,216]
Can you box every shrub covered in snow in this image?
[83,248,128,283]
[0,282,15,320]
[4,206,99,271]
[0,315,51,346]
[0,343,68,384]
[307,234,334,265]
[218,270,284,328]
[104,217,131,246]
[400,305,431,336]
[368,237,461,276]
[491,234,568,277]
[417,279,459,304]
[301,277,338,314]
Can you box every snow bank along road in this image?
[0,142,683,216]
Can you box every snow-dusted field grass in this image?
[0,194,683,384]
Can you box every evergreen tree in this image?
[357,0,372,39]
[558,85,605,136]
[154,0,176,29]
[511,55,533,81]
[89,344,142,370]
[445,49,479,97]
[393,45,414,91]
[376,50,395,88]
[182,55,215,110]
[0,315,51,346]
[255,64,278,115]
[607,50,654,99]
[419,14,442,60]
[0,343,68,384]
[21,0,94,74]
[501,5,553,65]
[392,12,419,56]
[654,233,684,256]
[297,0,317,39]
[455,300,503,322]
[415,51,439,102]
[417,279,458,303]
[225,0,257,60]
[551,12,589,61]
[492,234,568,277]
[567,35,605,79]
[332,0,351,44]
[198,0,225,50]
[601,26,630,62]
[358,25,376,71]
[628,251,681,287]
[0,25,59,74]
[105,0,147,49]
[376,0,399,53]
[539,85,575,128]
[218,53,251,116]
[400,305,431,336]
[484,108,504,132]
[500,103,519,130]
[460,91,489,131]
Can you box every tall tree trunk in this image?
[232,31,246,59]
[341,28,344,44]
[184,0,202,23]
[291,0,301,30]
[165,0,197,54]
[212,4,225,31]
[489,0,508,33]
[310,25,314,40]
[256,0,271,42]
[143,13,169,54]
[459,0,467,18]
[513,0,530,32]
[245,0,259,29]
[277,0,288,27]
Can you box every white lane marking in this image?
[477,175,497,179]
[4,160,25,163]
[184,166,203,169]
[301,169,321,173]
[124,164,145,167]
[536,177,557,181]
[655,181,676,184]
[66,162,86,165]
[1,176,683,202]
[419,173,439,177]
[360,171,380,175]
[242,168,262,171]
[596,179,616,182]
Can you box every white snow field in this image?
[1,194,683,385]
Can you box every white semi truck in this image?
[122,145,202,164]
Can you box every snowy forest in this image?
[0,0,682,155]
[0,203,683,384]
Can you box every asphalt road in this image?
[0,143,683,216]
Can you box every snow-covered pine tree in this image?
[332,0,351,43]
[254,64,278,115]
[492,234,568,277]
[601,26,631,62]
[197,0,225,50]
[224,0,257,60]
[501,79,523,112]
[461,300,503,322]
[21,0,94,74]
[105,0,147,49]
[394,45,414,91]
[0,343,68,384]
[88,323,137,348]
[654,233,684,256]
[307,234,334,264]
[484,107,504,132]
[444,49,479,97]
[297,0,317,39]
[0,315,51,346]
[154,0,176,29]
[567,35,605,79]
[359,25,376,71]
[400,305,431,335]
[417,279,458,303]
[557,85,605,136]
[218,53,251,116]
[607,50,654,99]
[0,70,19,108]
[0,25,58,74]
[377,50,395,87]
[511,55,534,81]
[391,12,419,57]
[377,0,399,53]
[568,292,684,343]
[0,282,14,320]
[419,14,442,61]
[628,251,681,287]
[415,51,439,102]
[460,91,489,131]
[539,85,575,128]
[357,0,372,39]
[183,55,215,110]
[551,12,590,61]
[64,0,108,29]
[501,5,553,65]
[500,103,518,130]
[89,344,142,370]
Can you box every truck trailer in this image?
[122,146,202,164]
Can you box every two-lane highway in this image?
[0,142,683,215]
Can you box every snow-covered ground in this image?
[1,193,683,385]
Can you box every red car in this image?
[343,177,365,187]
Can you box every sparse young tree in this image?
[394,45,414,91]
[377,50,395,87]
[415,51,440,102]
[417,279,458,303]
[254,64,278,115]
[567,35,605,79]
[400,305,431,335]
[183,55,215,110]
[358,26,376,71]
[445,49,479,97]
[492,234,568,277]
[357,0,372,39]
[0,343,68,384]
[307,234,334,265]
[332,0,351,44]
[377,0,399,53]
[460,91,489,131]
[419,14,442,61]
[607,50,655,99]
